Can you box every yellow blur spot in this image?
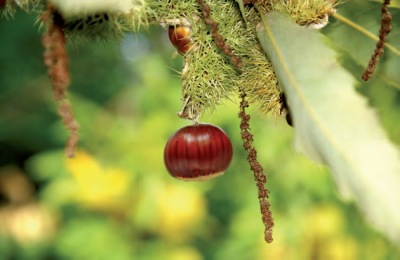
[258,236,290,260]
[156,184,206,240]
[260,204,349,259]
[65,151,132,210]
[320,236,359,259]
[307,204,345,238]
[165,247,203,260]
[0,203,56,244]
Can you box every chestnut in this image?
[168,25,193,54]
[164,123,233,181]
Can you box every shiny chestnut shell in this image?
[164,123,233,181]
[168,25,193,54]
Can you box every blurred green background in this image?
[1,10,400,260]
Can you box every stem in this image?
[41,5,79,157]
[196,0,242,68]
[361,0,392,81]
[238,91,274,243]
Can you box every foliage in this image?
[257,11,400,245]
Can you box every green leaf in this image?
[324,0,400,88]
[257,12,400,245]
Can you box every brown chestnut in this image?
[168,25,193,54]
[164,123,233,181]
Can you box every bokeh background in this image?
[1,11,400,260]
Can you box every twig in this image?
[239,91,274,243]
[196,0,242,68]
[362,0,392,81]
[42,5,79,157]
